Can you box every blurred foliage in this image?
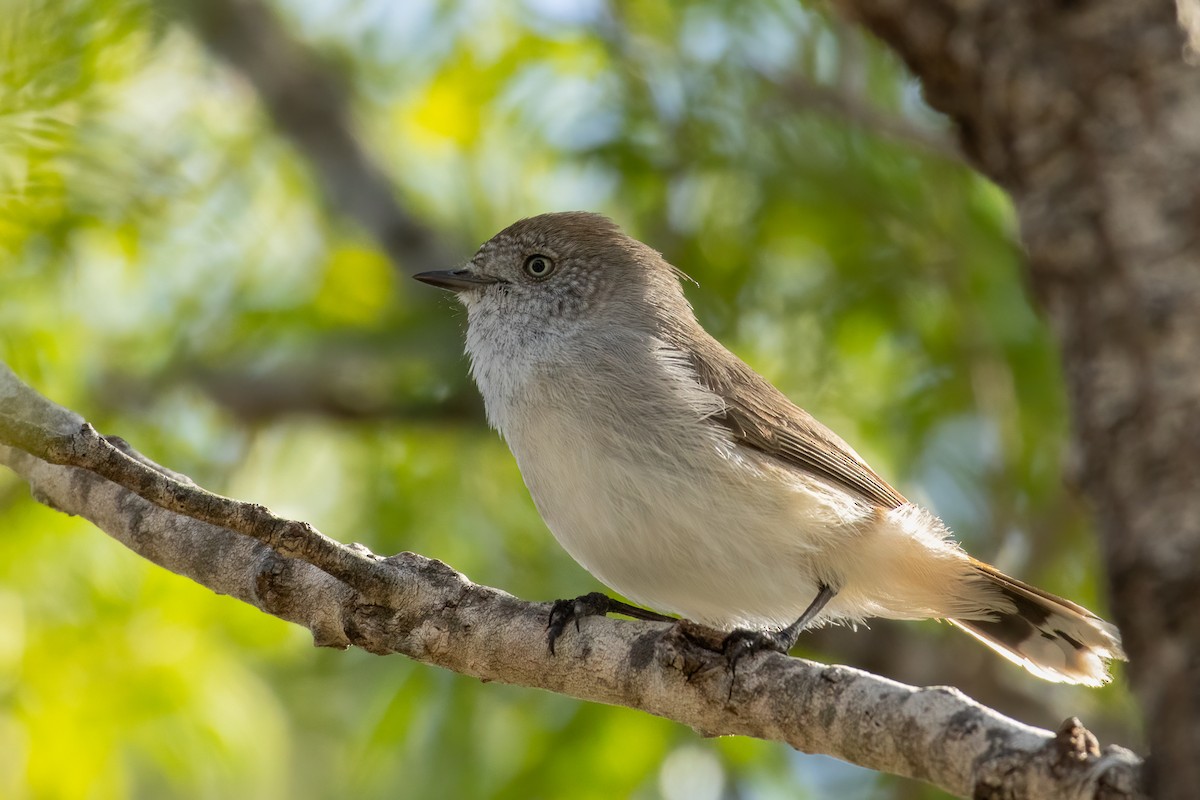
[0,0,1136,798]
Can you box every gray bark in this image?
[834,2,1200,798]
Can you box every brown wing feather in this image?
[670,323,907,510]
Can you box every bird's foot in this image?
[546,592,674,654]
[720,583,837,675]
[720,627,797,676]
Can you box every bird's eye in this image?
[523,254,555,279]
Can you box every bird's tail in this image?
[950,559,1125,686]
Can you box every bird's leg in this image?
[773,582,839,648]
[546,592,676,654]
[722,582,838,669]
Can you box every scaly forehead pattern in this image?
[474,211,694,291]
[474,212,651,271]
[489,211,623,252]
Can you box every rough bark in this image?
[0,363,1144,799]
[832,2,1200,798]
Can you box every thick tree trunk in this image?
[835,2,1200,797]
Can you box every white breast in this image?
[468,322,872,628]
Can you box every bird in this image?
[414,211,1125,686]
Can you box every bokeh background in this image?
[0,0,1138,797]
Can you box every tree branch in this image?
[0,363,1143,799]
[171,0,454,272]
[775,74,961,162]
[0,365,397,604]
[95,360,483,426]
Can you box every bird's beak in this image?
[412,268,500,291]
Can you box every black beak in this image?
[412,269,499,291]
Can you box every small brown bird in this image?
[416,211,1125,685]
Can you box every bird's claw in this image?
[547,592,675,654]
[546,592,613,655]
[721,627,792,677]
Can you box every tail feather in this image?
[951,560,1125,687]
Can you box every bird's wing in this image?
[675,327,908,510]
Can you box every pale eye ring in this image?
[523,254,555,279]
